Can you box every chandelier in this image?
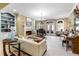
[34,9,47,21]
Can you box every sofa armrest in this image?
[15,37,47,56]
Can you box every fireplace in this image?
[26,31,32,35]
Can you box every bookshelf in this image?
[1,12,15,32]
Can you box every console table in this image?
[3,39,22,56]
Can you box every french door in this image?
[47,23,55,34]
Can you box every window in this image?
[47,24,50,31]
[57,21,63,23]
[75,16,79,31]
[57,20,64,31]
[52,24,54,31]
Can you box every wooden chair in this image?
[62,35,66,47]
[62,36,73,51]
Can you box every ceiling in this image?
[1,3,75,19]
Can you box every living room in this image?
[0,3,79,56]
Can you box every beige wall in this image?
[64,11,76,31]
[68,11,75,30]
[16,13,26,36]
[64,18,70,30]
[16,14,35,37]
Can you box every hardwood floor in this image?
[0,36,79,56]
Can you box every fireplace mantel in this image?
[24,27,33,31]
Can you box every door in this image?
[47,23,55,35]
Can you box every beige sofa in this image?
[15,37,47,56]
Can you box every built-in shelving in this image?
[1,12,15,32]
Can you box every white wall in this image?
[0,32,9,41]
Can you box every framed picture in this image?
[26,18,32,27]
